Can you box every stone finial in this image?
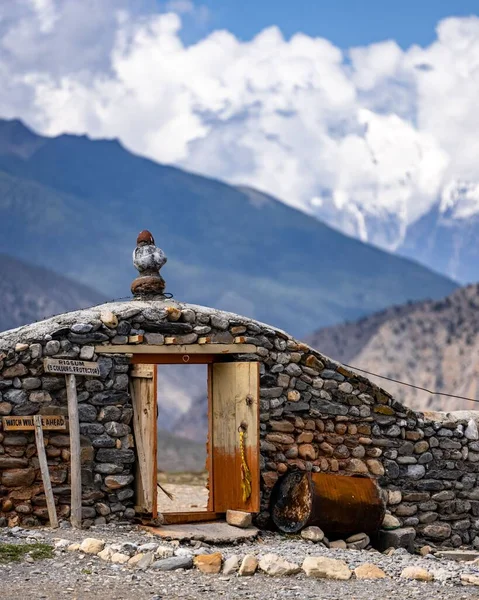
[131,230,167,296]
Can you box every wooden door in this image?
[130,364,158,517]
[210,362,260,513]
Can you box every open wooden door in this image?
[130,364,158,518]
[210,362,260,513]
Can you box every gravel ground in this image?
[2,524,479,600]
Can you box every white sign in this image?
[43,358,101,377]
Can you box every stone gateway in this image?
[0,231,478,550]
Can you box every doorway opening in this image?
[156,363,210,514]
[129,352,260,524]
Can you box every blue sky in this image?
[178,0,478,48]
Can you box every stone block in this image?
[400,566,433,581]
[1,467,36,488]
[226,510,252,529]
[378,527,416,552]
[194,552,223,574]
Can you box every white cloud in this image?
[1,2,478,249]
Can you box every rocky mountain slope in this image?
[307,284,479,412]
[0,254,104,331]
[0,118,457,337]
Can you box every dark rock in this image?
[151,556,193,571]
[98,406,122,422]
[69,332,109,344]
[0,457,28,468]
[1,468,36,487]
[384,460,400,479]
[416,480,445,491]
[92,435,116,448]
[42,377,65,391]
[4,389,27,404]
[311,400,348,416]
[104,474,134,489]
[422,523,452,540]
[142,322,193,334]
[378,527,416,552]
[80,423,105,435]
[90,391,128,406]
[78,404,97,422]
[104,422,130,437]
[98,357,114,379]
[49,435,71,447]
[94,463,123,474]
[13,402,39,416]
[96,449,135,463]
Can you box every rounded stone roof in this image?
[2,297,477,423]
[0,298,291,350]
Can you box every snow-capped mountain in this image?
[398,180,479,284]
[307,109,448,254]
[438,180,479,221]
[312,176,479,285]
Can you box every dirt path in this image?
[157,474,209,513]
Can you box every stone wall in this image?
[0,299,478,548]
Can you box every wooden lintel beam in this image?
[95,343,257,355]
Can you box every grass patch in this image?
[0,542,53,563]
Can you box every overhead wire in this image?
[343,363,479,406]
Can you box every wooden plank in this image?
[44,358,100,377]
[128,334,144,344]
[130,364,154,378]
[211,362,260,513]
[159,512,224,525]
[131,354,216,365]
[95,344,256,355]
[211,363,236,513]
[33,415,58,528]
[234,362,260,512]
[152,366,158,519]
[2,415,67,431]
[130,366,157,516]
[206,365,214,512]
[66,374,82,529]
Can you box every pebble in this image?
[258,553,301,576]
[354,563,388,579]
[222,555,239,575]
[302,556,352,580]
[301,526,325,543]
[151,556,193,571]
[400,566,434,581]
[239,554,258,576]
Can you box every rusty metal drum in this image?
[271,471,385,536]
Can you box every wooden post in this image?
[33,415,59,528]
[66,373,82,528]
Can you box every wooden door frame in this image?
[130,353,259,524]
